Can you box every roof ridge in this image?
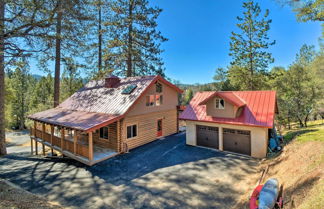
[232,92,246,105]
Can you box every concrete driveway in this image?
[0,131,258,209]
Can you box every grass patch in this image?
[282,120,324,144]
[296,128,324,143]
[283,129,319,143]
[297,179,324,209]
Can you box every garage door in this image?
[223,128,251,155]
[196,125,219,149]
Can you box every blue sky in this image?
[30,0,322,84]
[156,0,322,84]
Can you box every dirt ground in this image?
[0,179,63,209]
[234,123,324,209]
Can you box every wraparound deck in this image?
[30,121,121,166]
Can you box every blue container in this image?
[258,178,279,209]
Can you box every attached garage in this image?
[196,125,219,149]
[223,128,251,156]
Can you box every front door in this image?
[157,119,162,137]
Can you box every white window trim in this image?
[155,94,163,106]
[146,94,163,107]
[215,98,225,109]
[126,123,138,139]
[99,126,109,140]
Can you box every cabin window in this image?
[65,129,74,140]
[146,94,163,106]
[215,98,225,109]
[54,127,61,137]
[146,95,155,106]
[156,82,163,93]
[100,127,109,139]
[45,125,51,134]
[36,122,43,131]
[155,95,163,106]
[127,124,137,139]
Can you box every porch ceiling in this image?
[28,108,120,132]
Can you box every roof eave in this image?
[85,115,124,133]
[198,94,246,107]
[179,118,273,129]
[156,75,183,93]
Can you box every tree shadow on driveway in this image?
[0,133,258,209]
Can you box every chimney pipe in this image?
[105,75,120,88]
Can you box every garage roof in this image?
[198,91,246,107]
[179,91,277,128]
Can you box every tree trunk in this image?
[20,87,24,129]
[304,114,309,128]
[20,70,26,130]
[54,0,62,107]
[249,56,253,90]
[248,16,254,91]
[98,0,102,74]
[126,1,133,77]
[287,114,291,130]
[0,1,7,155]
[298,118,304,128]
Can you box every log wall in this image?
[121,109,178,150]
[93,122,118,150]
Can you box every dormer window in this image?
[215,98,225,109]
[156,82,163,93]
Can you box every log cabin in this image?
[28,75,183,166]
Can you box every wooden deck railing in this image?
[31,127,91,160]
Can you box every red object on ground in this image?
[250,184,263,209]
[179,91,277,128]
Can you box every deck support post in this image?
[30,127,33,155]
[42,123,46,156]
[50,125,54,155]
[89,132,93,161]
[34,121,38,155]
[61,128,64,152]
[117,120,121,153]
[74,130,77,154]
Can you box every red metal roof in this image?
[29,108,120,131]
[29,75,182,131]
[198,91,246,107]
[179,91,277,128]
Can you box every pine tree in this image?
[61,57,84,101]
[36,0,93,107]
[213,67,234,91]
[280,0,324,22]
[88,0,110,79]
[0,0,58,155]
[8,59,31,129]
[229,0,275,90]
[183,89,193,105]
[29,74,54,111]
[104,0,167,77]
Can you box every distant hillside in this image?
[31,74,43,80]
[178,83,217,93]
